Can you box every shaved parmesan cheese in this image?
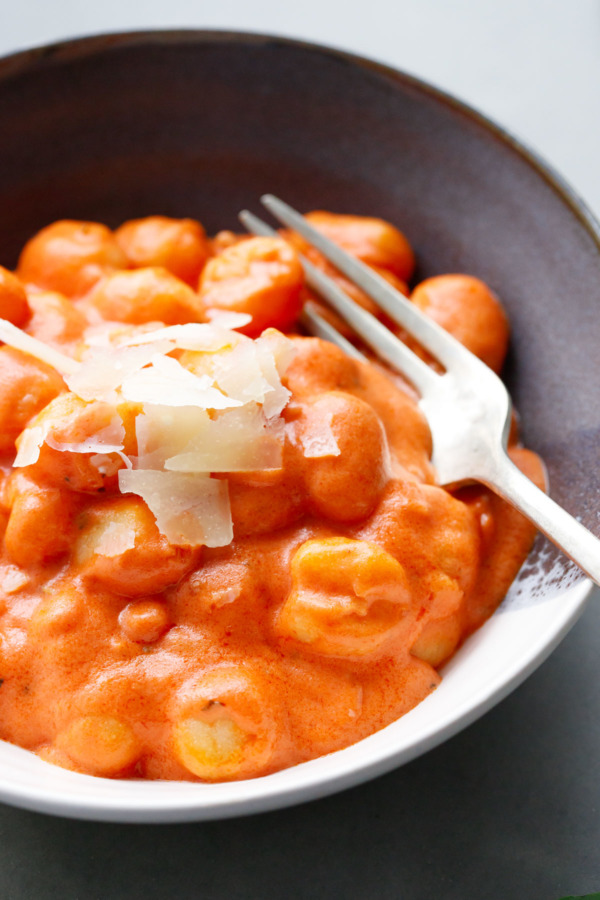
[13,424,47,468]
[204,310,252,330]
[8,315,294,550]
[0,566,30,594]
[186,561,250,607]
[121,354,241,409]
[165,403,283,473]
[116,323,244,353]
[92,519,137,557]
[45,416,126,456]
[212,341,274,406]
[255,335,292,419]
[0,318,79,375]
[89,454,123,477]
[66,341,175,403]
[45,436,124,454]
[118,469,233,547]
[209,331,294,419]
[300,414,341,458]
[15,408,132,471]
[259,328,297,375]
[82,322,135,348]
[135,406,210,470]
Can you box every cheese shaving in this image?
[259,328,297,375]
[300,411,341,458]
[0,318,79,375]
[204,310,253,330]
[45,416,126,456]
[121,354,241,409]
[165,404,283,473]
[134,406,210,470]
[301,429,340,458]
[116,323,244,353]
[8,315,296,549]
[82,321,170,348]
[212,341,274,406]
[13,425,47,468]
[118,469,233,547]
[0,566,30,594]
[66,341,175,403]
[92,519,137,557]
[255,335,292,419]
[89,454,124,477]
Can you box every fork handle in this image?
[481,451,600,587]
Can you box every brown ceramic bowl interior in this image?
[0,29,598,586]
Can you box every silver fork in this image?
[240,194,600,587]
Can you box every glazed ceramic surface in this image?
[0,31,597,822]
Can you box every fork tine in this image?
[239,209,438,396]
[260,194,472,371]
[301,301,367,361]
[238,209,278,240]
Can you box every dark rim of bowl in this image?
[0,27,599,258]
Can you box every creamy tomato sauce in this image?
[0,212,544,781]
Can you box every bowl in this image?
[0,30,598,823]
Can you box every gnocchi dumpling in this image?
[276,537,416,659]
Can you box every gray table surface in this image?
[0,2,599,898]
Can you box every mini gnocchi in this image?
[0,210,544,781]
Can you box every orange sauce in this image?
[0,213,544,781]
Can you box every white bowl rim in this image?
[0,28,597,823]
[0,578,591,823]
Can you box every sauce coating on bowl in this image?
[0,214,544,781]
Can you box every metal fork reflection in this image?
[239,195,600,585]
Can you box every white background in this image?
[1,0,599,217]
